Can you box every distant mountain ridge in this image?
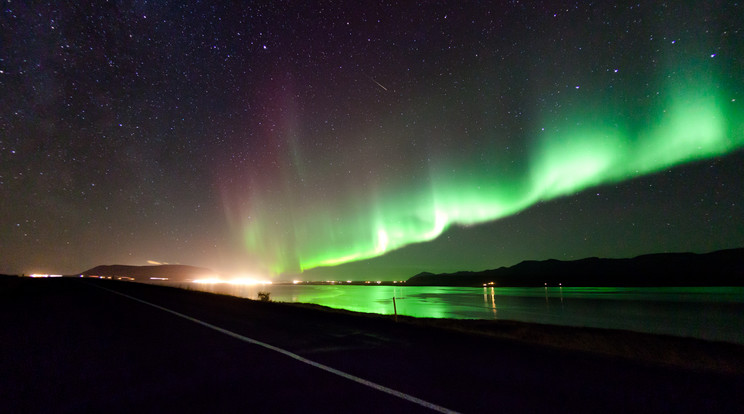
[80,264,216,281]
[406,248,744,287]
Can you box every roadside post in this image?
[392,296,398,322]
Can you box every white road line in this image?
[91,283,460,414]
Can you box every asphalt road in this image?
[2,277,743,413]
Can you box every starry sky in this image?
[2,1,743,280]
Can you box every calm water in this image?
[164,283,744,344]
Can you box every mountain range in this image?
[406,248,744,287]
[79,248,744,286]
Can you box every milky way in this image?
[1,1,743,278]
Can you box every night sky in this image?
[2,1,743,280]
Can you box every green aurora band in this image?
[239,77,744,275]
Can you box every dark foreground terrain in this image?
[2,276,744,413]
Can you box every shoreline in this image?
[156,279,744,348]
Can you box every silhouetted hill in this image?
[406,248,744,287]
[80,264,216,282]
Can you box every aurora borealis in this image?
[248,80,743,273]
[2,1,743,279]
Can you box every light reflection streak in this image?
[482,287,498,317]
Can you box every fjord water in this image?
[171,283,744,344]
